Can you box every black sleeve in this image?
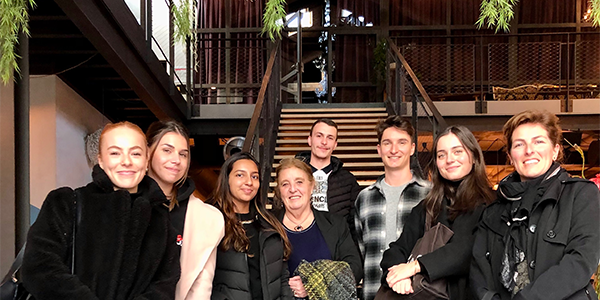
[470,208,501,300]
[134,217,181,299]
[380,202,426,286]
[21,188,99,300]
[417,205,484,281]
[334,216,364,282]
[347,176,362,255]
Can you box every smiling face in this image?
[308,122,338,161]
[377,127,415,171]
[277,166,314,213]
[98,126,148,193]
[508,123,560,181]
[228,159,260,210]
[148,132,189,191]
[436,133,473,181]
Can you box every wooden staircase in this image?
[268,104,389,196]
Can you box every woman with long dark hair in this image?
[146,120,224,300]
[470,110,600,299]
[22,121,180,299]
[206,152,293,300]
[380,125,494,299]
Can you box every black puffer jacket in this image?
[211,217,293,300]
[295,152,361,241]
[470,169,600,300]
[22,165,180,300]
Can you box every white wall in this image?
[30,76,106,209]
[0,79,15,275]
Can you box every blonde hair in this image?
[98,121,147,155]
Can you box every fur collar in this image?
[91,164,167,206]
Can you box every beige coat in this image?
[175,195,225,300]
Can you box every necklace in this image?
[285,212,313,231]
[240,219,254,225]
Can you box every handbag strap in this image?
[1,189,81,284]
[72,189,82,275]
[1,243,25,285]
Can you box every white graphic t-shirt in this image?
[311,169,331,211]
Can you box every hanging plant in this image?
[475,0,518,33]
[172,0,198,70]
[261,0,286,41]
[589,0,600,27]
[0,0,36,84]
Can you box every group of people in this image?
[17,109,599,300]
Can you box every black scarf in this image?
[497,162,562,295]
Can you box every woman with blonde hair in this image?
[146,120,224,300]
[207,152,293,300]
[22,121,179,299]
[274,157,362,299]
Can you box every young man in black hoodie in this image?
[295,118,361,240]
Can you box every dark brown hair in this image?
[375,115,414,144]
[146,120,191,210]
[502,110,563,162]
[206,152,291,259]
[309,118,338,140]
[424,126,494,224]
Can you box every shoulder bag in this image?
[0,191,82,300]
[374,213,454,300]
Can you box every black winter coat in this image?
[274,208,364,282]
[470,170,600,300]
[295,152,361,241]
[211,217,293,300]
[22,165,180,300]
[380,200,484,300]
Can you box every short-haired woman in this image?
[470,110,600,299]
[274,158,363,299]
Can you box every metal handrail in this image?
[242,41,280,153]
[387,37,448,130]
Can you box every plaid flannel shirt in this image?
[354,175,431,300]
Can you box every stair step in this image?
[278,131,376,137]
[279,125,376,131]
[281,113,387,119]
[269,180,375,188]
[270,170,383,177]
[273,161,384,168]
[281,119,381,124]
[277,138,378,144]
[275,146,376,152]
[274,154,381,160]
[281,107,386,113]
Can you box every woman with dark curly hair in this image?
[206,152,293,300]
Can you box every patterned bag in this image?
[295,259,358,300]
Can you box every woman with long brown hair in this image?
[380,125,494,299]
[206,152,293,300]
[146,120,224,300]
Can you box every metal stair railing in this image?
[242,41,282,200]
[386,38,449,177]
